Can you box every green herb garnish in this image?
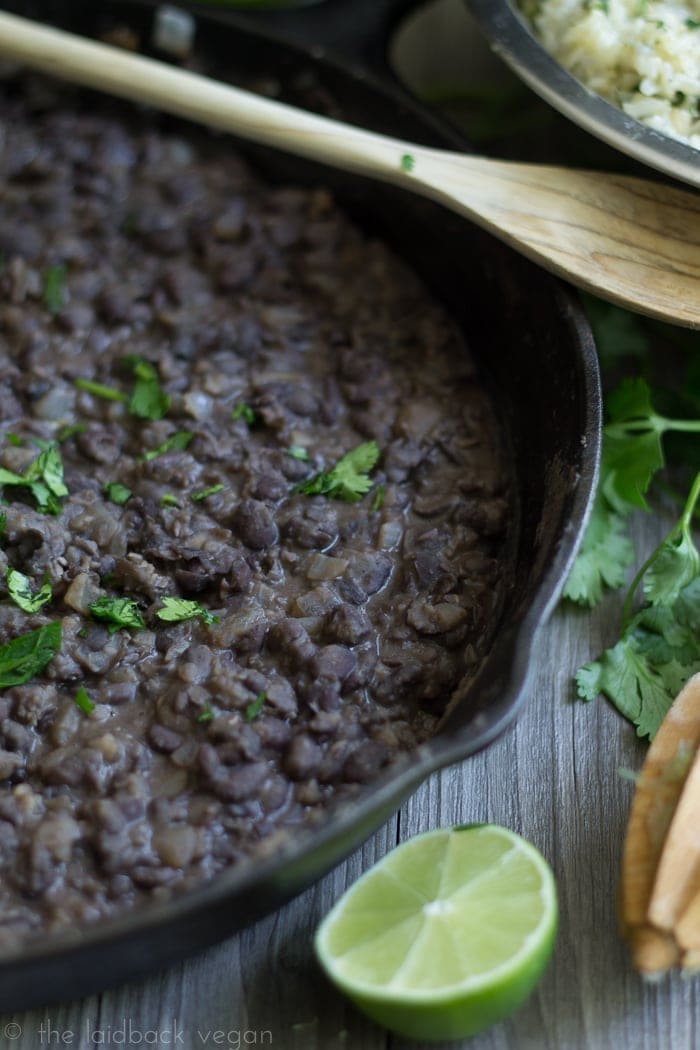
[89,596,146,633]
[577,577,700,740]
[141,431,193,462]
[191,484,224,502]
[0,621,62,688]
[287,446,310,461]
[124,356,171,421]
[0,443,68,516]
[73,686,96,715]
[156,597,218,626]
[57,423,87,442]
[160,493,179,508]
[295,440,380,502]
[196,703,214,725]
[371,484,386,512]
[6,433,22,447]
[6,568,52,614]
[400,153,415,172]
[231,402,256,425]
[43,264,66,314]
[0,513,6,542]
[104,481,132,506]
[74,378,128,403]
[563,377,700,608]
[245,690,266,722]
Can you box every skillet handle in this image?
[191,0,426,86]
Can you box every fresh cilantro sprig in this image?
[295,441,380,502]
[567,297,700,738]
[577,577,700,739]
[571,448,700,737]
[624,471,700,620]
[563,377,700,607]
[6,568,52,614]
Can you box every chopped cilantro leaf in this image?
[245,690,266,722]
[196,703,214,724]
[602,378,666,514]
[89,596,145,633]
[160,493,179,508]
[43,264,66,314]
[140,431,193,462]
[400,153,415,172]
[563,494,634,606]
[295,440,380,502]
[6,433,22,447]
[0,513,6,542]
[287,446,310,461]
[104,481,132,506]
[74,378,128,403]
[156,596,218,625]
[73,686,96,715]
[371,484,386,513]
[124,356,171,421]
[57,423,87,442]
[564,377,700,608]
[576,581,700,740]
[643,527,700,608]
[6,568,52,613]
[231,402,256,425]
[0,443,68,516]
[191,484,224,502]
[0,621,62,688]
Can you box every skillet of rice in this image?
[521,0,700,149]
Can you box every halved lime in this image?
[315,824,557,1042]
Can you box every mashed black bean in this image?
[0,75,512,949]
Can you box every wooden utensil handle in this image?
[0,10,417,183]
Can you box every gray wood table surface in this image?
[2,3,696,1048]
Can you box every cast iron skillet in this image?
[0,0,600,1009]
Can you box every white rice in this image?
[521,0,700,149]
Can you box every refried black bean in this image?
[0,74,512,951]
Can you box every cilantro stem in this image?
[607,415,700,437]
[621,469,700,628]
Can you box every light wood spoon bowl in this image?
[1,10,700,327]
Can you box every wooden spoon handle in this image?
[0,11,416,181]
[2,10,700,326]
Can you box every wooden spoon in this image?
[2,10,700,327]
